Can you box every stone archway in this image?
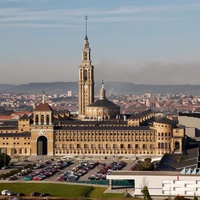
[37,136,47,155]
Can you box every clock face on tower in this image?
[84,84,88,89]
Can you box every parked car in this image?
[23,176,32,181]
[31,191,41,196]
[40,193,51,197]
[17,193,25,196]
[1,190,10,195]
[1,166,9,170]
[7,191,17,196]
[88,175,100,180]
[56,176,65,181]
[9,176,18,181]
[67,175,79,182]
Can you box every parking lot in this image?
[1,155,135,183]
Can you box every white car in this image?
[1,190,10,195]
[61,156,67,160]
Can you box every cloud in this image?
[1,1,200,28]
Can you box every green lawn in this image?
[0,182,124,198]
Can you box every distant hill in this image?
[1,82,200,95]
[0,84,15,92]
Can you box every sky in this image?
[0,0,200,85]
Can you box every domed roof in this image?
[87,98,119,108]
[34,102,53,112]
[87,81,119,109]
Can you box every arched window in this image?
[35,114,39,125]
[46,115,50,125]
[84,70,87,80]
[41,114,44,125]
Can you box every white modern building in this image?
[107,168,200,197]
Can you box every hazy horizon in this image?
[0,0,200,85]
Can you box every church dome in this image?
[85,81,120,119]
[88,98,119,108]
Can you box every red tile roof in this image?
[35,102,53,112]
[0,116,13,120]
[11,111,32,117]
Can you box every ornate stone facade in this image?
[0,105,184,156]
[0,20,185,157]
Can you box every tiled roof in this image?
[20,114,30,120]
[129,109,153,120]
[155,117,177,127]
[0,120,18,127]
[35,102,53,112]
[156,147,199,171]
[0,132,31,137]
[54,118,129,126]
[11,111,32,116]
[0,116,13,120]
[55,125,151,131]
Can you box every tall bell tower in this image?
[78,16,94,117]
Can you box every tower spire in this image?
[85,15,88,40]
[42,90,45,103]
[79,16,94,117]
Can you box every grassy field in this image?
[0,182,125,198]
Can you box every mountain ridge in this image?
[0,82,200,95]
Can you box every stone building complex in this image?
[0,20,185,157]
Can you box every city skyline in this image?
[0,0,200,85]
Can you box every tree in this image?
[173,196,188,200]
[141,186,152,200]
[0,153,11,168]
[135,158,154,171]
[193,194,198,200]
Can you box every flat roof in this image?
[107,170,200,178]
